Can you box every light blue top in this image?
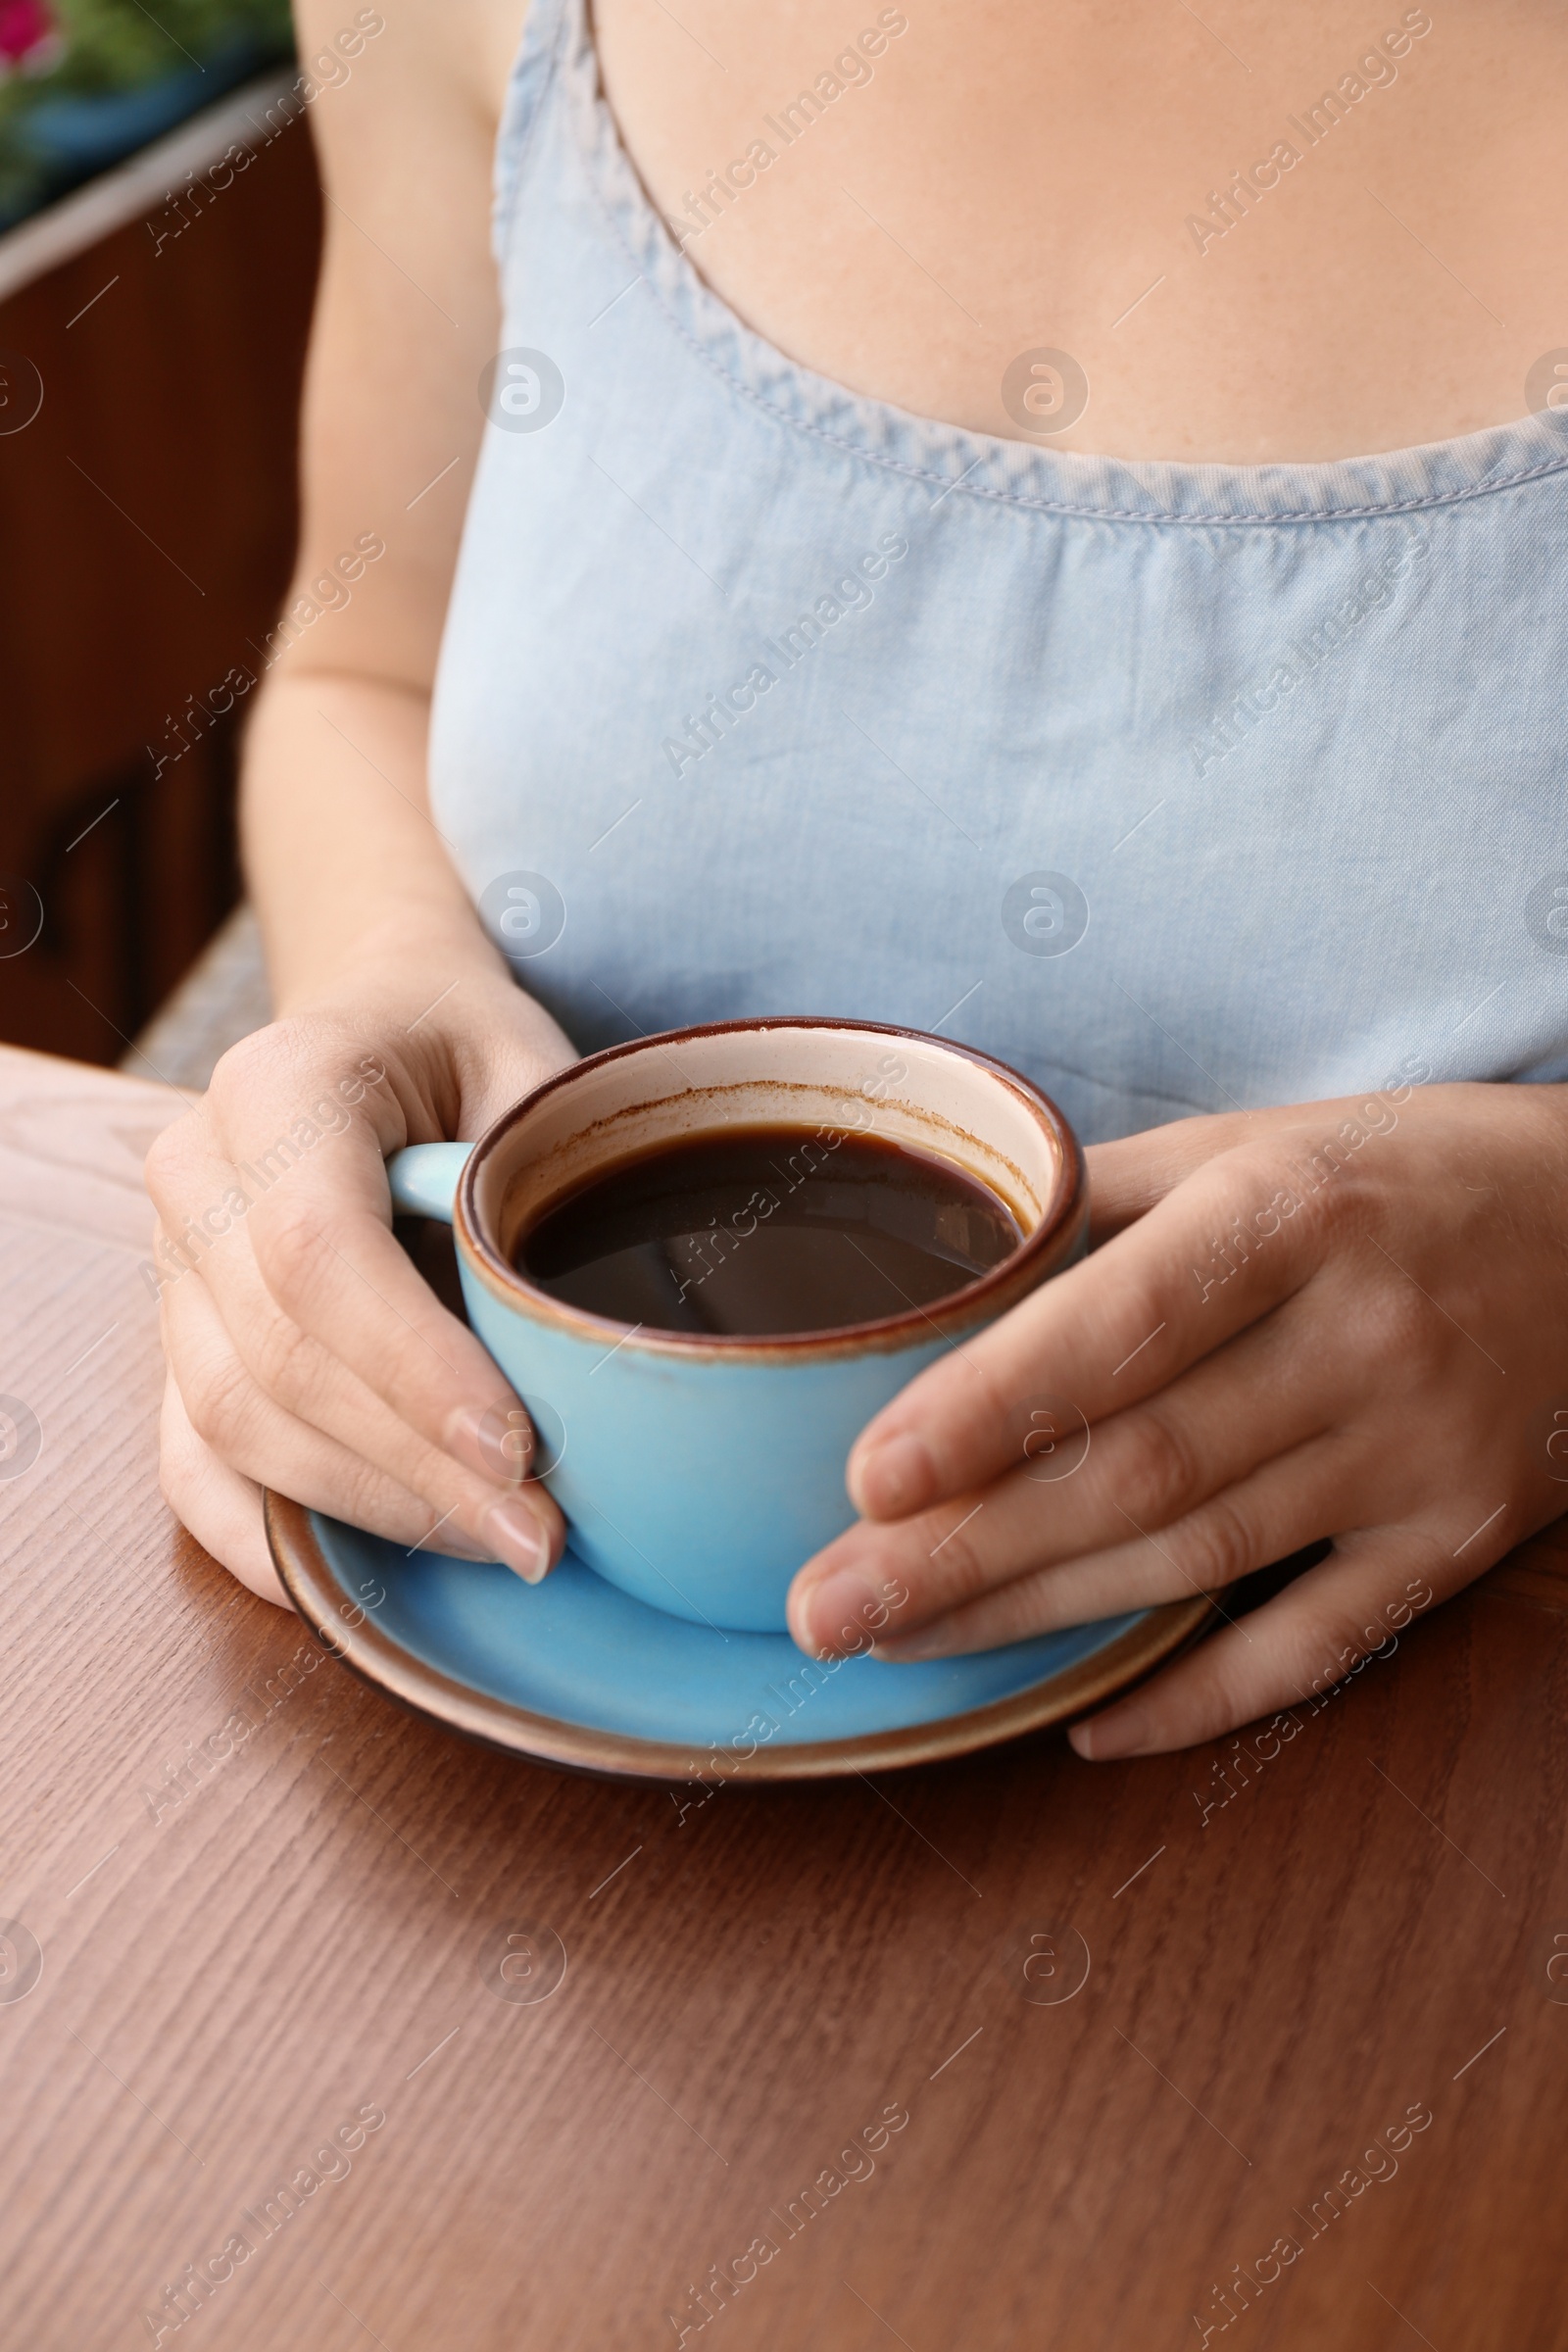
[428,0,1568,1147]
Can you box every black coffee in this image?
[514,1123,1023,1337]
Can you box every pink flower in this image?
[0,0,56,68]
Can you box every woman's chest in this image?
[506,0,1568,465]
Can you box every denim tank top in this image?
[428,0,1568,1146]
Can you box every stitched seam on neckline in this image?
[494,0,572,268]
[550,1,1568,527]
[604,231,1568,525]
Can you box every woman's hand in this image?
[147,956,577,1607]
[785,1080,1568,1755]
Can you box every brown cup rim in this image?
[452,1015,1088,1362]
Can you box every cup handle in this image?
[385,1142,473,1224]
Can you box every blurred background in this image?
[0,0,320,1073]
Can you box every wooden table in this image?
[2,1043,1564,2352]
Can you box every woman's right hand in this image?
[146,956,579,1607]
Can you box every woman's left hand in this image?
[785,1080,1568,1757]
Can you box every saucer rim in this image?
[266,1492,1212,1783]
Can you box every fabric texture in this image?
[428,0,1568,1145]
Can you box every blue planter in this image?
[1,33,287,226]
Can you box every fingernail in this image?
[447,1401,534,1486]
[483,1496,552,1585]
[802,1568,882,1657]
[854,1431,935,1518]
[1069,1705,1147,1761]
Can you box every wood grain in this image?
[1,1044,1565,2352]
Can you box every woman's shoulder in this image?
[293,0,527,134]
[278,0,536,693]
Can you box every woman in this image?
[146,0,1568,1757]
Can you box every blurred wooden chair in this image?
[0,72,318,1070]
[121,901,270,1093]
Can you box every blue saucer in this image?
[266,1497,1208,1780]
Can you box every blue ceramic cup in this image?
[386,1017,1086,1634]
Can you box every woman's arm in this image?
[244,0,514,1004]
[147,0,573,1604]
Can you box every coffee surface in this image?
[514,1124,1023,1337]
